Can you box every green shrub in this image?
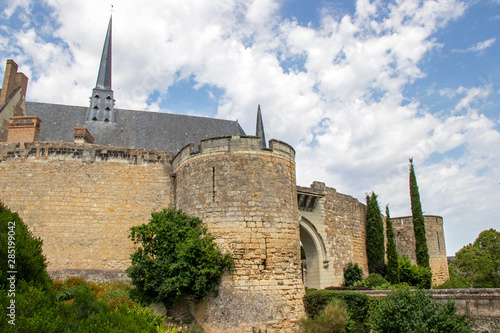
[127,208,233,308]
[303,289,370,332]
[370,289,472,332]
[373,282,412,290]
[355,273,387,288]
[399,257,432,289]
[0,279,64,332]
[341,262,364,287]
[64,276,86,288]
[56,285,76,301]
[51,279,64,291]
[0,202,52,291]
[300,298,349,333]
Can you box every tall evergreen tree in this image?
[409,158,430,268]
[365,192,386,275]
[385,205,399,284]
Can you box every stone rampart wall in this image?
[172,135,305,332]
[0,141,173,281]
[321,187,368,285]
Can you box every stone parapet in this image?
[172,135,295,172]
[0,141,172,165]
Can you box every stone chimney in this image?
[74,127,95,144]
[6,116,42,143]
[0,60,28,105]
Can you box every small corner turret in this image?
[86,16,115,123]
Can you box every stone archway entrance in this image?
[300,218,328,289]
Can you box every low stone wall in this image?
[358,289,500,332]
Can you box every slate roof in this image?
[26,101,246,153]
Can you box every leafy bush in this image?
[370,289,472,332]
[127,208,234,308]
[342,262,364,287]
[303,289,370,332]
[1,276,171,332]
[398,257,432,289]
[0,202,52,291]
[0,279,64,332]
[354,274,387,288]
[300,298,349,333]
[64,276,86,288]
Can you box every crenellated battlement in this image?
[0,141,172,165]
[171,135,295,171]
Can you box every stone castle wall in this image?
[322,187,369,285]
[392,215,450,285]
[0,141,172,281]
[172,136,305,332]
[298,182,449,288]
[299,184,368,289]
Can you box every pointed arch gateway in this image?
[300,217,328,289]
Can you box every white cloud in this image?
[452,38,496,53]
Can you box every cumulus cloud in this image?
[1,0,499,254]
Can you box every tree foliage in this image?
[398,257,432,289]
[450,228,500,288]
[342,262,364,287]
[365,192,385,275]
[384,205,399,284]
[370,289,472,333]
[300,298,350,333]
[409,158,430,268]
[126,208,234,308]
[0,201,52,291]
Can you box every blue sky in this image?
[1,0,499,255]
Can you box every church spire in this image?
[256,104,266,148]
[87,16,115,122]
[96,16,112,90]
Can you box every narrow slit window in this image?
[212,167,216,202]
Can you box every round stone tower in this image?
[172,135,305,332]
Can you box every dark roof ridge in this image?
[26,101,240,123]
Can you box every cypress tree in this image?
[365,192,386,275]
[385,205,399,284]
[409,158,430,267]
